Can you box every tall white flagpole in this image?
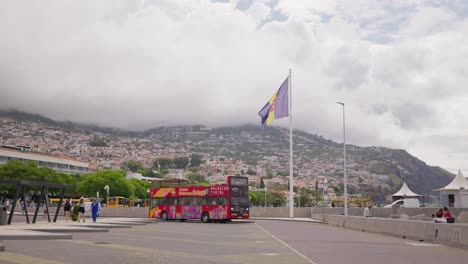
[289,69,294,218]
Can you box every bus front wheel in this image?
[202,212,210,223]
[161,212,168,221]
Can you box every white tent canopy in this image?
[392,182,421,197]
[437,169,468,191]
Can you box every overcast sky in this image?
[1,0,467,173]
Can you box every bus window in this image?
[188,197,198,205]
[206,197,216,205]
[152,198,160,206]
[231,186,248,197]
[199,197,207,205]
[230,177,248,186]
[216,197,227,205]
[161,197,176,205]
[179,198,189,205]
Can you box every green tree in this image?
[127,178,150,199]
[187,173,209,184]
[76,170,132,198]
[173,157,189,169]
[189,154,203,167]
[248,191,263,206]
[89,135,108,147]
[266,171,274,179]
[331,185,343,196]
[271,182,287,192]
[137,168,157,178]
[154,158,173,169]
[0,161,75,197]
[294,189,314,207]
[277,171,289,176]
[268,192,285,207]
[122,161,144,173]
[246,168,256,175]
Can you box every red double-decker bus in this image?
[149,176,249,223]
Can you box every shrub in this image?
[71,204,79,221]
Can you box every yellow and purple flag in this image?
[258,76,289,127]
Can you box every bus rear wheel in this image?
[161,212,168,221]
[201,212,210,223]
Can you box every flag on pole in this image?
[258,77,289,127]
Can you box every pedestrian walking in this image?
[64,198,72,223]
[91,199,100,223]
[78,197,85,222]
[5,199,10,214]
[19,199,25,214]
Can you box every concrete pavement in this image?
[2,218,468,263]
[0,217,154,240]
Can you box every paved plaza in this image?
[1,218,468,264]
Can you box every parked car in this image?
[384,198,420,208]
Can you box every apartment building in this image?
[0,145,89,174]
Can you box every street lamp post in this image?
[298,188,300,208]
[337,102,348,217]
[322,182,325,222]
[104,185,110,198]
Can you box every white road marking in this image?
[406,242,441,247]
[260,253,280,256]
[255,223,319,264]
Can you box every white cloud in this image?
[1,0,468,173]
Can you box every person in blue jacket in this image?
[91,199,100,223]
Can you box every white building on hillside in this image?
[0,145,89,174]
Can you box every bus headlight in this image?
[246,208,249,211]
[231,208,234,211]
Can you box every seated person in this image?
[434,208,446,223]
[364,205,373,217]
[443,207,455,223]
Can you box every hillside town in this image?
[0,114,430,204]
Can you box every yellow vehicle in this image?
[332,195,371,208]
[106,196,130,208]
[49,198,90,206]
[131,199,151,207]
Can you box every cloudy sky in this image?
[1,0,468,173]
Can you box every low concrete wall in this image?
[250,207,311,217]
[311,207,468,221]
[312,214,468,249]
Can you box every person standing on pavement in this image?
[5,199,10,214]
[91,199,100,223]
[78,197,86,222]
[64,198,72,223]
